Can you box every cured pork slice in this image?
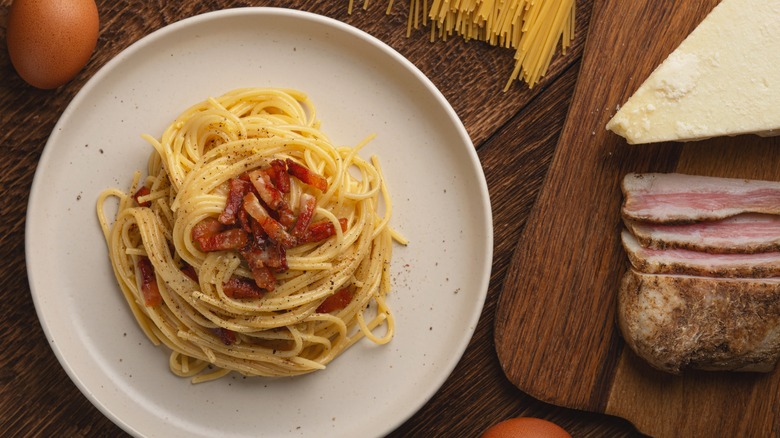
[622,173,780,223]
[621,230,780,278]
[624,214,780,254]
[618,269,780,374]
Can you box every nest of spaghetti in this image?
[98,88,405,382]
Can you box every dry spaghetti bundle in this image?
[352,0,576,90]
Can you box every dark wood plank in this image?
[495,0,693,410]
[495,0,780,436]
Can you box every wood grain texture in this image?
[392,61,637,438]
[495,0,780,437]
[0,0,642,437]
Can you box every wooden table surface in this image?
[0,0,644,436]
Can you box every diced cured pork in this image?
[618,269,780,374]
[622,230,780,278]
[622,173,780,223]
[624,214,780,254]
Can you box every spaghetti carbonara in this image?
[97,88,405,382]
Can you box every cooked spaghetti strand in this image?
[98,88,405,381]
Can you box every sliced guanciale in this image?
[191,217,249,252]
[286,158,328,191]
[242,192,296,248]
[219,178,252,225]
[622,230,780,278]
[301,218,348,244]
[267,159,290,193]
[621,173,780,223]
[618,269,780,374]
[316,287,355,313]
[239,241,285,289]
[239,240,286,271]
[248,169,287,212]
[290,193,316,240]
[624,213,780,254]
[248,264,277,291]
[181,262,199,282]
[246,169,296,227]
[213,327,237,345]
[133,185,152,207]
[194,161,348,296]
[191,216,223,242]
[222,276,266,299]
[137,256,162,307]
[262,243,288,272]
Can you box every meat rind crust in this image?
[618,269,780,374]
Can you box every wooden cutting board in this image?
[494,0,780,437]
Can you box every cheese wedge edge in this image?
[606,0,780,145]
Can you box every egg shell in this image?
[6,0,100,89]
[481,417,572,438]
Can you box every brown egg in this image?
[482,417,572,438]
[6,0,99,89]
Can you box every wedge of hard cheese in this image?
[606,0,780,145]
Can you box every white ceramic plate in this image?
[26,8,492,438]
